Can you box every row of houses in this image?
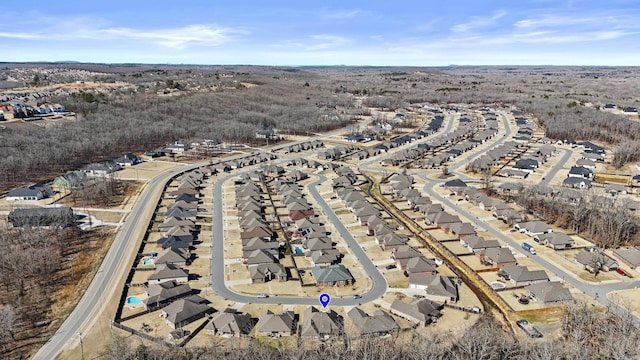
[147,171,209,285]
[235,179,288,283]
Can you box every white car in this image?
[256,293,269,298]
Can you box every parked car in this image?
[616,268,627,276]
[385,264,397,270]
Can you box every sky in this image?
[1,0,639,66]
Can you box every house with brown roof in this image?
[525,281,573,305]
[256,310,296,337]
[205,308,255,337]
[391,245,424,270]
[449,222,476,239]
[482,248,517,269]
[390,297,443,326]
[405,256,437,275]
[240,226,273,241]
[300,307,343,340]
[160,296,212,329]
[249,263,288,283]
[154,247,191,267]
[143,281,192,310]
[347,307,398,337]
[148,264,189,285]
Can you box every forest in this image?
[1,65,640,192]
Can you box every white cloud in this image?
[451,10,507,33]
[0,18,245,49]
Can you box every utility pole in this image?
[78,332,85,360]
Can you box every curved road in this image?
[210,171,387,305]
[34,161,210,360]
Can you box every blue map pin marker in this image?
[319,293,331,308]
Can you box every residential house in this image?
[534,232,575,249]
[449,222,476,239]
[6,184,55,201]
[390,298,442,326]
[311,265,354,287]
[249,263,288,283]
[514,221,552,237]
[53,171,87,190]
[114,153,143,167]
[246,249,278,265]
[460,235,501,254]
[498,265,549,286]
[143,281,192,310]
[300,307,343,340]
[568,166,594,179]
[575,251,619,272]
[482,248,517,268]
[81,160,122,177]
[409,274,458,302]
[256,310,296,337]
[205,308,255,337]
[347,307,399,337]
[612,248,640,270]
[147,264,189,285]
[160,296,211,329]
[563,177,592,189]
[154,247,191,267]
[525,281,573,305]
[512,158,539,173]
[392,245,424,270]
[405,256,437,275]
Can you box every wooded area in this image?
[2,65,640,192]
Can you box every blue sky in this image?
[1,0,639,65]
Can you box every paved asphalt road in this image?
[36,108,638,358]
[541,148,573,186]
[33,162,208,360]
[210,171,387,305]
[421,177,640,320]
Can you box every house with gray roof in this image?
[246,249,278,265]
[460,235,501,253]
[148,264,189,285]
[154,247,190,267]
[205,308,255,337]
[256,310,296,337]
[249,263,288,283]
[612,248,640,270]
[514,221,552,237]
[6,184,55,201]
[525,281,573,305]
[310,249,341,266]
[160,295,211,329]
[405,256,437,275]
[575,250,619,273]
[311,265,354,287]
[498,265,549,286]
[534,232,575,250]
[143,281,192,310]
[390,298,443,326]
[347,307,398,337]
[300,306,343,340]
[409,274,458,302]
